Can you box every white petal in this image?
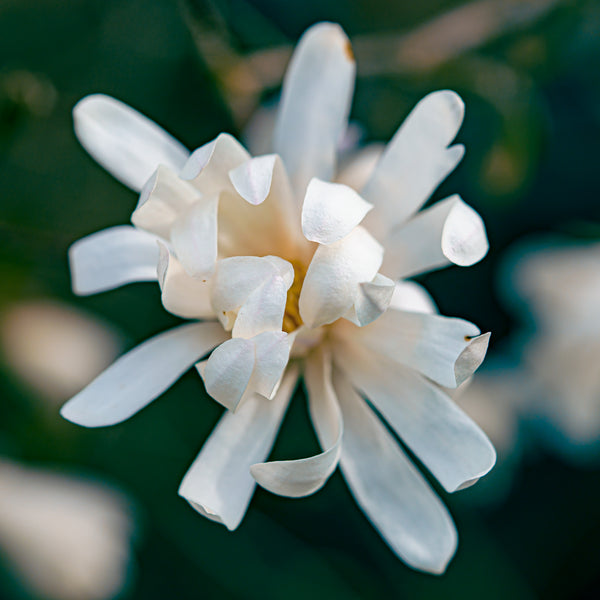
[0,460,132,600]
[178,366,299,531]
[60,322,226,427]
[73,94,189,192]
[229,154,277,206]
[250,346,342,497]
[220,154,303,258]
[336,143,385,191]
[333,340,496,493]
[249,331,292,399]
[338,308,488,388]
[157,244,214,319]
[343,273,395,327]
[332,369,457,574]
[131,165,201,238]
[211,256,293,336]
[179,133,250,196]
[200,337,256,412]
[69,226,159,295]
[383,195,488,279]
[170,196,219,278]
[301,178,372,245]
[299,226,383,328]
[389,280,438,314]
[362,90,465,238]
[273,23,356,195]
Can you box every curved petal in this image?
[343,273,395,327]
[131,165,201,238]
[178,366,299,531]
[60,322,226,427]
[301,178,372,245]
[336,308,488,388]
[332,368,457,574]
[73,94,189,192]
[199,332,291,411]
[382,195,488,279]
[229,154,278,206]
[199,338,256,411]
[179,133,250,196]
[249,332,292,399]
[69,226,159,295]
[211,256,293,337]
[299,226,383,328]
[333,340,496,493]
[170,195,219,279]
[273,22,356,196]
[157,244,214,319]
[250,346,342,497]
[362,90,465,238]
[222,154,304,258]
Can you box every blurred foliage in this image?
[2,0,600,598]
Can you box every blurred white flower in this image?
[0,300,120,403]
[512,240,600,451]
[0,460,133,600]
[60,22,495,573]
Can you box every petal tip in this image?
[441,198,489,266]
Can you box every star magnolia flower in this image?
[61,22,495,573]
[0,460,132,600]
[510,239,600,450]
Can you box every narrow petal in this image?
[332,368,457,574]
[170,196,219,279]
[157,244,214,319]
[179,133,250,196]
[69,226,159,295]
[301,178,372,245]
[336,308,488,388]
[362,90,465,238]
[178,366,299,531]
[131,165,201,238]
[389,280,437,314]
[250,346,342,497]
[60,322,227,427]
[333,340,496,493]
[383,195,488,279]
[336,143,385,191]
[73,95,189,192]
[299,226,383,328]
[273,23,356,196]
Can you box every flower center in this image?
[282,260,307,333]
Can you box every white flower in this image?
[0,460,133,600]
[0,300,120,403]
[60,22,495,573]
[510,239,600,451]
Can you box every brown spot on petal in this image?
[344,40,355,61]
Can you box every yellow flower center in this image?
[282,260,306,333]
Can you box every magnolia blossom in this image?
[0,300,120,403]
[61,22,495,573]
[0,460,132,600]
[510,240,600,452]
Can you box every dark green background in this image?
[1,0,600,598]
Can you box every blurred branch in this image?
[182,0,566,127]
